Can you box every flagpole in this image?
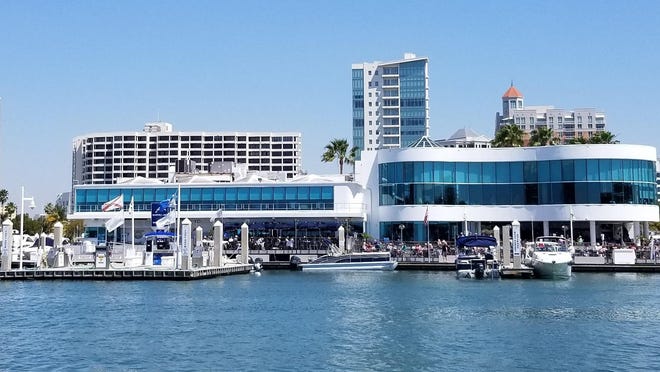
[426,205,430,263]
[131,197,135,252]
[176,184,181,269]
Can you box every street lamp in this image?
[19,186,36,270]
[398,224,405,244]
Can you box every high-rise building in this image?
[352,53,429,154]
[72,122,302,185]
[495,84,607,144]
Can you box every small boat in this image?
[297,243,397,271]
[455,235,500,279]
[525,236,572,279]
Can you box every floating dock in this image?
[0,264,253,281]
[499,265,535,279]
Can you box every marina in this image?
[2,270,659,371]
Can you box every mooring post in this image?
[241,222,249,265]
[1,219,13,271]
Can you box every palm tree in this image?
[322,139,358,175]
[589,131,618,144]
[0,189,8,220]
[568,137,588,144]
[44,203,67,233]
[491,124,524,147]
[529,127,558,146]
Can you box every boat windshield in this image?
[535,237,569,252]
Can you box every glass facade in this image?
[398,60,427,146]
[352,68,364,155]
[75,185,334,212]
[379,159,657,206]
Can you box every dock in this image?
[0,264,253,281]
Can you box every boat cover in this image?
[456,235,497,248]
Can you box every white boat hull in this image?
[300,261,398,271]
[529,255,572,279]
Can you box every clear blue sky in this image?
[1,0,659,212]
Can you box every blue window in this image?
[237,188,249,201]
[298,187,309,200]
[179,188,190,202]
[423,162,433,182]
[202,188,214,201]
[468,163,481,183]
[510,162,523,183]
[273,187,285,201]
[482,163,495,183]
[285,187,297,200]
[537,161,550,183]
[143,189,154,202]
[611,159,622,180]
[586,159,598,181]
[433,162,443,182]
[309,187,321,200]
[249,188,261,201]
[189,188,201,202]
[262,187,273,201]
[574,160,586,181]
[550,161,562,182]
[225,188,237,202]
[523,162,537,183]
[496,163,509,183]
[214,188,225,202]
[413,162,423,182]
[443,162,455,183]
[455,163,468,183]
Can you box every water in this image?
[1,271,659,371]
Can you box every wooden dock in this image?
[499,265,535,279]
[0,264,253,281]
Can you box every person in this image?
[441,241,448,262]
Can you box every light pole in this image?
[399,224,405,244]
[19,186,36,270]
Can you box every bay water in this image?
[1,271,659,371]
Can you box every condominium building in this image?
[352,53,429,153]
[72,122,302,185]
[495,84,607,143]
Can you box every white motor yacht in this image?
[525,236,573,279]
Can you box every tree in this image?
[491,124,524,147]
[0,189,7,220]
[43,203,67,233]
[4,202,16,219]
[568,137,588,144]
[64,220,84,240]
[529,127,558,146]
[589,131,618,144]
[322,138,358,175]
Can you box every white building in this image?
[352,53,429,153]
[495,84,607,144]
[72,122,302,185]
[70,142,658,248]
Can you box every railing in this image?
[75,202,367,213]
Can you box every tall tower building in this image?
[495,83,607,144]
[352,53,429,154]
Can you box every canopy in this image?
[456,235,497,248]
[145,231,176,237]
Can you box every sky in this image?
[1,0,659,212]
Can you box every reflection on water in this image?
[0,271,659,371]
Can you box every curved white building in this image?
[356,144,658,245]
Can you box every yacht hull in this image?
[531,256,572,279]
[299,261,398,271]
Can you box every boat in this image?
[297,243,397,271]
[525,236,572,279]
[455,235,500,279]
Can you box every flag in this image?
[424,206,429,226]
[128,196,134,215]
[209,207,223,222]
[105,213,125,232]
[168,193,177,210]
[102,194,124,212]
[155,211,176,229]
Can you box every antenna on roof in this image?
[510,80,514,87]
